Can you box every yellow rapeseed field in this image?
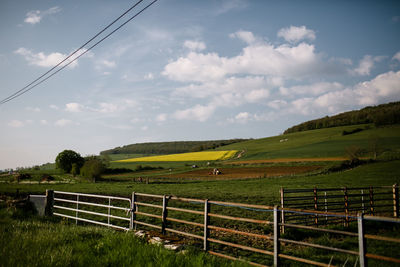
[114,150,238,162]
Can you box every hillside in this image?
[284,101,400,134]
[218,124,400,161]
[100,139,248,155]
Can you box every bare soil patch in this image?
[225,157,348,165]
[166,165,322,180]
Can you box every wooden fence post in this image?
[369,187,374,215]
[130,192,136,230]
[280,187,285,233]
[314,187,318,226]
[344,187,349,227]
[204,199,209,251]
[162,195,168,234]
[393,184,399,218]
[357,213,366,267]
[45,189,54,216]
[274,206,280,267]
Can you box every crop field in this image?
[162,165,323,179]
[114,150,238,162]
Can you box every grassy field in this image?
[1,124,400,266]
[0,206,245,267]
[2,160,399,205]
[219,124,400,160]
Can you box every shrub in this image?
[80,159,106,182]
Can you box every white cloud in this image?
[49,104,59,110]
[287,71,400,115]
[144,73,154,80]
[216,0,248,14]
[352,55,385,76]
[97,103,119,113]
[26,107,41,112]
[141,126,148,131]
[24,6,61,25]
[280,82,344,96]
[8,120,24,128]
[55,119,73,127]
[230,112,251,124]
[14,47,79,68]
[393,51,400,62]
[65,103,84,113]
[98,59,116,68]
[40,120,48,125]
[184,40,206,51]
[156,113,167,122]
[277,26,316,43]
[267,100,288,110]
[230,31,256,44]
[163,39,322,82]
[174,104,216,122]
[244,89,270,102]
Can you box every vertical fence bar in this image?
[204,199,209,251]
[280,187,285,233]
[357,213,366,267]
[162,195,168,234]
[344,187,349,227]
[45,189,54,216]
[324,191,328,224]
[369,187,374,215]
[314,187,318,226]
[393,184,399,218]
[76,194,79,225]
[274,206,280,267]
[361,189,365,213]
[130,192,136,230]
[108,197,111,227]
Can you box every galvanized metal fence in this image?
[46,189,400,267]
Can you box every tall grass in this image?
[0,208,246,267]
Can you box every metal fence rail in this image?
[45,189,400,267]
[280,184,399,228]
[52,190,132,231]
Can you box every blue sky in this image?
[1,0,400,169]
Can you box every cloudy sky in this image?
[1,0,400,169]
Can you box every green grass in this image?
[0,208,245,267]
[219,124,400,160]
[2,160,399,205]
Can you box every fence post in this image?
[369,187,374,215]
[357,213,366,267]
[280,187,285,233]
[344,187,349,227]
[130,192,136,231]
[314,187,318,226]
[393,184,399,218]
[45,189,54,216]
[274,206,280,267]
[162,195,168,234]
[204,199,209,251]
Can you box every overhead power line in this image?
[0,0,158,105]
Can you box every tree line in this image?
[284,101,400,134]
[100,139,249,155]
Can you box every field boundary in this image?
[47,190,400,267]
[280,184,399,229]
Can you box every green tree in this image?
[80,158,105,182]
[55,150,84,173]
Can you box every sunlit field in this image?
[114,150,238,162]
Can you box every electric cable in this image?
[0,0,158,105]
